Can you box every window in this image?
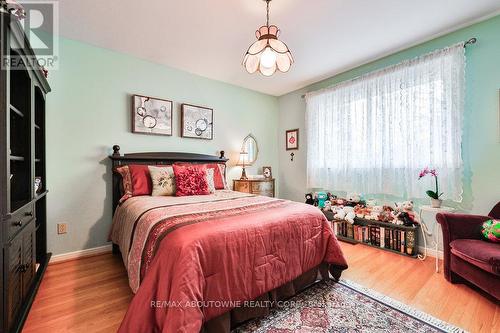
[305,44,465,201]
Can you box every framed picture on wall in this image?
[132,94,173,136]
[181,104,214,140]
[262,166,272,179]
[286,129,299,150]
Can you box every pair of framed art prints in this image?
[131,94,214,140]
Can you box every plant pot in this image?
[431,198,443,208]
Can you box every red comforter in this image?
[115,193,347,332]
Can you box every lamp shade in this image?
[243,25,294,76]
[237,151,249,166]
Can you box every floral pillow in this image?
[115,165,133,203]
[172,164,210,196]
[482,219,500,243]
[206,168,216,193]
[148,166,176,196]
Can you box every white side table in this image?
[418,205,455,272]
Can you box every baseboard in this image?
[418,245,443,260]
[49,244,112,264]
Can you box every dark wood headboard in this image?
[108,145,229,212]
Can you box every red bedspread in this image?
[116,194,347,332]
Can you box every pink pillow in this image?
[172,164,210,196]
[176,162,227,189]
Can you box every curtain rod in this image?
[301,37,477,99]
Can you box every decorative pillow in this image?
[216,164,229,190]
[114,164,153,203]
[128,165,153,196]
[177,162,228,190]
[482,219,500,243]
[172,164,210,196]
[206,168,216,193]
[115,165,133,203]
[148,166,176,196]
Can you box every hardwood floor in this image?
[23,243,499,333]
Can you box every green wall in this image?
[46,38,279,256]
[278,15,500,216]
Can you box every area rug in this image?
[234,279,466,333]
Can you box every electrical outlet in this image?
[57,223,67,234]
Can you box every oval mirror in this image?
[241,134,259,165]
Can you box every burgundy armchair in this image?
[436,202,500,300]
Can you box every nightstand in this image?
[233,179,275,197]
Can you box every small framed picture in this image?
[181,104,214,140]
[262,166,272,179]
[132,94,173,136]
[286,129,299,150]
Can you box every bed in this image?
[108,146,348,332]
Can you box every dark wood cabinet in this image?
[1,11,51,333]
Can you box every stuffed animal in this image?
[335,198,347,206]
[394,201,417,224]
[366,199,377,207]
[379,206,394,223]
[305,193,314,205]
[344,206,356,224]
[365,206,383,220]
[334,206,356,224]
[401,200,417,223]
[346,193,361,207]
[317,192,328,209]
[396,212,415,226]
[323,200,332,211]
[354,204,367,218]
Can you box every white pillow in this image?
[148,166,176,196]
[206,168,216,193]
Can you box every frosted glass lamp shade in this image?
[243,25,293,76]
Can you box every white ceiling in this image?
[57,0,500,96]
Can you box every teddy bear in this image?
[334,206,356,224]
[346,193,361,207]
[323,200,332,211]
[394,201,417,224]
[401,200,417,222]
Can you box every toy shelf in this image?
[323,210,419,258]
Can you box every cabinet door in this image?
[251,180,274,197]
[5,233,23,330]
[22,220,36,298]
[234,181,251,193]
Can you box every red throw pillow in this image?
[115,165,153,202]
[176,162,227,190]
[128,165,153,196]
[172,164,210,196]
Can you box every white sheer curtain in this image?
[305,43,465,201]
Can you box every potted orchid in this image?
[418,167,443,208]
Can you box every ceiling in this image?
[57,0,500,96]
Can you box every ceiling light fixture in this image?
[243,0,294,76]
